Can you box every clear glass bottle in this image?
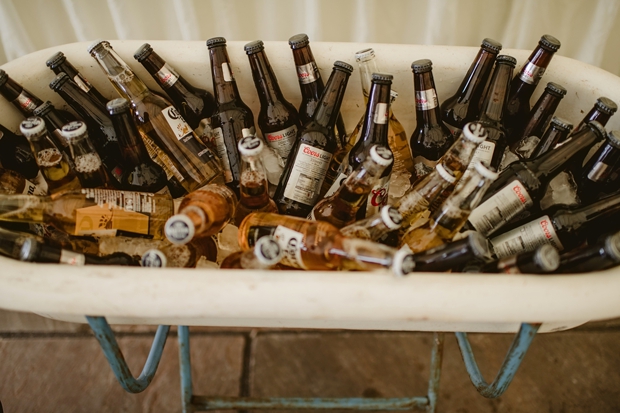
[481,244,559,274]
[60,121,110,189]
[340,205,402,242]
[220,235,283,269]
[0,167,47,196]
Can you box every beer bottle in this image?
[46,51,109,107]
[106,98,170,194]
[555,232,620,273]
[0,188,173,239]
[0,122,40,180]
[504,35,561,141]
[340,205,402,241]
[0,167,46,196]
[60,121,110,188]
[400,161,498,253]
[577,130,620,204]
[481,244,559,274]
[274,61,353,217]
[441,38,502,133]
[32,101,77,161]
[234,135,278,226]
[408,232,491,272]
[288,34,347,144]
[574,97,618,132]
[220,235,283,269]
[311,145,393,227]
[510,82,567,152]
[440,122,488,195]
[140,244,206,268]
[164,184,237,245]
[20,117,81,194]
[467,121,607,237]
[88,40,221,191]
[530,116,573,158]
[410,59,453,182]
[245,40,301,162]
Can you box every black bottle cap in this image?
[550,116,573,131]
[586,120,607,139]
[244,40,264,55]
[106,98,131,115]
[481,38,502,53]
[33,101,54,117]
[606,130,620,149]
[46,51,66,69]
[495,55,517,66]
[539,34,561,52]
[0,69,8,87]
[372,72,393,83]
[595,97,618,115]
[411,59,432,74]
[134,43,154,62]
[288,33,309,49]
[545,82,567,97]
[206,37,227,49]
[333,61,354,73]
[49,72,70,91]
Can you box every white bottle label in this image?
[155,64,179,88]
[415,89,438,110]
[273,225,306,269]
[490,215,564,258]
[587,161,610,182]
[324,172,349,198]
[283,143,332,206]
[296,62,320,85]
[373,103,389,124]
[161,106,193,141]
[22,178,47,195]
[455,140,496,190]
[14,91,38,112]
[468,180,534,236]
[265,125,298,160]
[222,62,234,82]
[59,250,86,266]
[212,127,233,183]
[518,61,546,85]
[366,176,390,217]
[73,75,92,93]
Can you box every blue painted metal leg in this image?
[455,322,541,398]
[426,333,444,413]
[86,316,170,394]
[178,326,193,413]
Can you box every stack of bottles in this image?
[0,33,616,276]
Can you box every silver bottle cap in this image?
[238,135,264,157]
[392,249,416,277]
[20,117,47,138]
[60,121,87,140]
[141,249,167,267]
[380,205,403,230]
[462,122,488,144]
[473,161,498,180]
[355,48,375,62]
[254,236,283,266]
[369,145,394,167]
[436,163,456,183]
[165,214,195,245]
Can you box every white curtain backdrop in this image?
[1,0,620,75]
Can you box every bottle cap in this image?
[134,43,154,62]
[141,249,167,267]
[238,135,264,156]
[473,161,498,180]
[496,55,517,66]
[0,69,8,87]
[435,163,456,183]
[106,98,131,115]
[585,120,607,140]
[604,232,620,262]
[206,37,227,49]
[49,72,71,91]
[550,116,573,131]
[545,82,567,97]
[371,72,393,83]
[606,130,620,149]
[33,101,54,117]
[46,51,66,69]
[288,33,309,49]
[87,39,110,55]
[539,34,561,52]
[165,214,195,245]
[19,117,47,138]
[392,249,416,277]
[333,61,354,73]
[390,90,398,102]
[369,145,394,166]
[411,59,432,74]
[468,232,491,260]
[355,48,375,62]
[595,97,618,115]
[254,236,283,266]
[244,40,265,55]
[462,122,488,144]
[380,205,403,230]
[481,38,502,53]
[60,121,87,140]
[533,244,560,272]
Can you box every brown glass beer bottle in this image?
[529,116,573,158]
[46,51,109,107]
[574,97,618,132]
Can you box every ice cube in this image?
[259,145,285,186]
[514,136,540,159]
[195,256,220,269]
[388,172,412,205]
[499,148,519,172]
[539,172,580,210]
[216,224,241,264]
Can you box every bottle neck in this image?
[355,81,391,148]
[357,58,379,101]
[56,80,112,132]
[579,108,611,131]
[453,48,497,103]
[479,63,514,125]
[291,46,324,97]
[240,248,274,269]
[413,71,442,126]
[562,192,620,226]
[209,46,242,104]
[2,79,43,115]
[582,142,620,183]
[515,45,556,87]
[92,45,150,102]
[312,69,351,128]
[248,50,285,106]
[110,111,152,165]
[140,51,183,91]
[67,133,99,161]
[239,153,270,208]
[0,194,48,224]
[181,205,209,237]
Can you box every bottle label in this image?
[455,140,496,190]
[468,180,534,236]
[161,106,193,141]
[212,127,233,183]
[283,143,332,206]
[74,189,157,236]
[59,249,86,266]
[265,125,298,160]
[373,103,389,124]
[296,62,320,85]
[73,74,92,93]
[415,89,438,110]
[519,60,546,85]
[13,91,37,112]
[490,215,564,258]
[222,62,234,82]
[366,176,390,217]
[155,64,179,88]
[324,172,349,198]
[587,161,610,182]
[273,225,306,269]
[22,178,47,196]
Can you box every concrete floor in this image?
[0,311,619,413]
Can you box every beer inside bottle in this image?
[0,122,40,180]
[60,121,110,189]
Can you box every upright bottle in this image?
[504,35,561,141]
[340,205,402,242]
[46,51,109,107]
[441,38,502,133]
[19,117,81,194]
[274,61,353,217]
[0,168,46,196]
[409,232,491,272]
[410,59,453,182]
[481,244,559,274]
[245,40,301,162]
[234,135,278,226]
[88,40,221,192]
[60,121,110,188]
[288,34,347,144]
[577,130,620,204]
[530,116,573,158]
[467,121,607,237]
[32,101,77,162]
[134,43,216,136]
[574,97,618,132]
[555,232,620,273]
[0,123,40,180]
[220,235,283,269]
